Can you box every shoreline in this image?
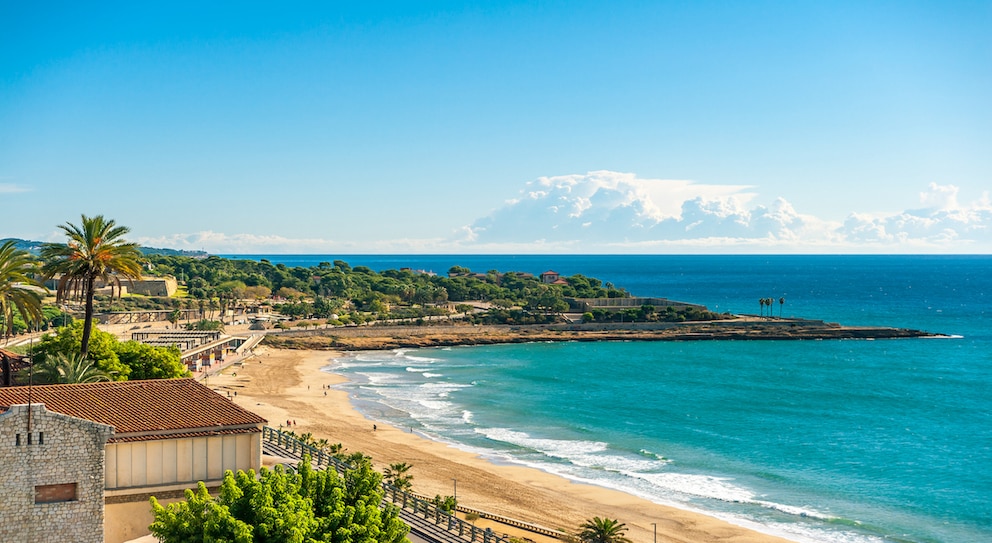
[262,318,942,351]
[212,346,803,543]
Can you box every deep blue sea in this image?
[228,255,991,543]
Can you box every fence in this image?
[261,427,567,543]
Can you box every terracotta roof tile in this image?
[108,427,261,443]
[0,348,25,360]
[0,378,266,434]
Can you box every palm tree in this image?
[0,240,45,342]
[384,462,414,491]
[779,296,785,317]
[577,517,631,543]
[758,298,765,317]
[167,308,182,329]
[40,215,143,359]
[35,352,114,384]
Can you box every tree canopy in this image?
[32,322,189,382]
[150,456,409,543]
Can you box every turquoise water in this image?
[237,255,991,543]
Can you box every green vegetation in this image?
[0,240,45,340]
[31,322,188,382]
[383,462,413,492]
[137,255,632,326]
[577,517,631,543]
[41,214,143,359]
[581,304,728,324]
[34,352,115,384]
[149,455,409,543]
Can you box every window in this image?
[35,483,77,504]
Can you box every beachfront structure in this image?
[0,378,267,543]
[130,329,262,371]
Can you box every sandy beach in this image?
[207,345,798,543]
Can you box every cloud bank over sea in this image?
[137,171,992,253]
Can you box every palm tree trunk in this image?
[81,274,96,359]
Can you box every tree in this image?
[41,214,143,359]
[0,240,45,341]
[383,462,413,491]
[34,322,129,380]
[150,456,409,543]
[577,517,632,543]
[779,296,785,318]
[187,319,225,332]
[149,482,253,543]
[34,322,187,381]
[34,352,115,384]
[115,341,189,380]
[167,308,182,329]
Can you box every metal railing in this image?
[261,427,518,543]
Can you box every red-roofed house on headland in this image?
[0,378,268,543]
[540,270,560,283]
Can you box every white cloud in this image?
[137,175,992,254]
[0,183,30,194]
[136,231,455,254]
[460,173,992,252]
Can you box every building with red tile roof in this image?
[540,270,561,283]
[0,378,266,441]
[0,378,268,543]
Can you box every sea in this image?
[226,255,991,543]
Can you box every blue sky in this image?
[2,1,990,253]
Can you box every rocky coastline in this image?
[261,318,943,351]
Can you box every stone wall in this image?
[0,404,114,543]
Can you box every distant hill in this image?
[137,246,210,258]
[0,238,45,253]
[0,238,208,258]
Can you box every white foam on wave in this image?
[476,427,607,458]
[634,472,756,503]
[418,399,453,411]
[462,410,474,424]
[406,367,429,373]
[419,382,472,389]
[357,372,400,386]
[630,472,832,521]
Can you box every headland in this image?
[262,317,942,351]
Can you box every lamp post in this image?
[452,478,457,502]
[651,523,656,543]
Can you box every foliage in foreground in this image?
[31,322,188,382]
[150,455,409,543]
